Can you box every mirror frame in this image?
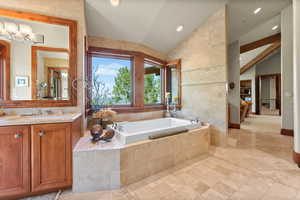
[165,59,182,107]
[0,8,77,108]
[0,40,10,101]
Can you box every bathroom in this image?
[0,0,299,200]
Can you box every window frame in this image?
[89,53,134,108]
[86,47,170,114]
[143,59,164,106]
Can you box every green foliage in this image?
[92,65,161,106]
[112,67,131,104]
[144,74,161,104]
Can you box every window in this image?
[144,60,162,104]
[91,56,132,109]
[87,47,180,113]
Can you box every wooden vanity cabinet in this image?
[31,123,72,192]
[0,116,82,200]
[0,125,30,199]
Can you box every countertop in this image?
[0,112,82,127]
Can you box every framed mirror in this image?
[165,59,181,106]
[0,8,77,108]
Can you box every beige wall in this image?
[168,8,228,145]
[88,36,167,61]
[1,0,86,114]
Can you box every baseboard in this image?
[229,123,240,129]
[293,151,300,167]
[281,129,294,136]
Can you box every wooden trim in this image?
[88,46,167,65]
[293,151,300,167]
[229,123,240,129]
[166,59,182,106]
[133,55,144,107]
[0,40,10,100]
[240,42,281,74]
[255,76,260,114]
[0,8,77,108]
[31,46,69,99]
[281,129,294,136]
[240,33,281,54]
[112,105,166,113]
[0,8,76,26]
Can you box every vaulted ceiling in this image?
[85,0,292,54]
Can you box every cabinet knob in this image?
[38,131,45,136]
[14,133,21,139]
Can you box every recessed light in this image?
[272,25,278,30]
[110,0,120,7]
[254,7,262,14]
[176,25,183,32]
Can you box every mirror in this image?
[32,47,69,100]
[166,59,181,105]
[0,8,77,107]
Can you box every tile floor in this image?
[25,115,300,200]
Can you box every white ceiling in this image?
[239,15,281,46]
[240,44,272,67]
[85,0,291,54]
[228,0,291,44]
[85,0,227,53]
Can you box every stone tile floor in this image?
[24,115,299,200]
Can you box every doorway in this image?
[256,74,281,116]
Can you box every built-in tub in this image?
[113,118,202,144]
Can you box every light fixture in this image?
[272,25,278,30]
[110,0,120,7]
[0,21,44,44]
[176,25,183,32]
[254,7,262,14]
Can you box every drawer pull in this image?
[38,131,45,136]
[14,133,21,139]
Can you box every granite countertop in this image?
[0,112,82,127]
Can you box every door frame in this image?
[255,73,281,115]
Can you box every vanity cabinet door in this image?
[0,126,30,199]
[31,123,72,192]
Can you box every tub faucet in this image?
[191,118,200,124]
[112,122,118,129]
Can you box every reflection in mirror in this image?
[0,15,69,101]
[33,48,69,100]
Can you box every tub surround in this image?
[73,123,210,193]
[0,112,82,126]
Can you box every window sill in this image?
[87,105,182,115]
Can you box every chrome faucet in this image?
[191,118,201,124]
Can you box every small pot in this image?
[90,124,103,143]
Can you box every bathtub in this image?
[113,118,202,145]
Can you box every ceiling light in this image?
[254,7,262,14]
[110,0,120,7]
[176,25,183,32]
[272,25,278,30]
